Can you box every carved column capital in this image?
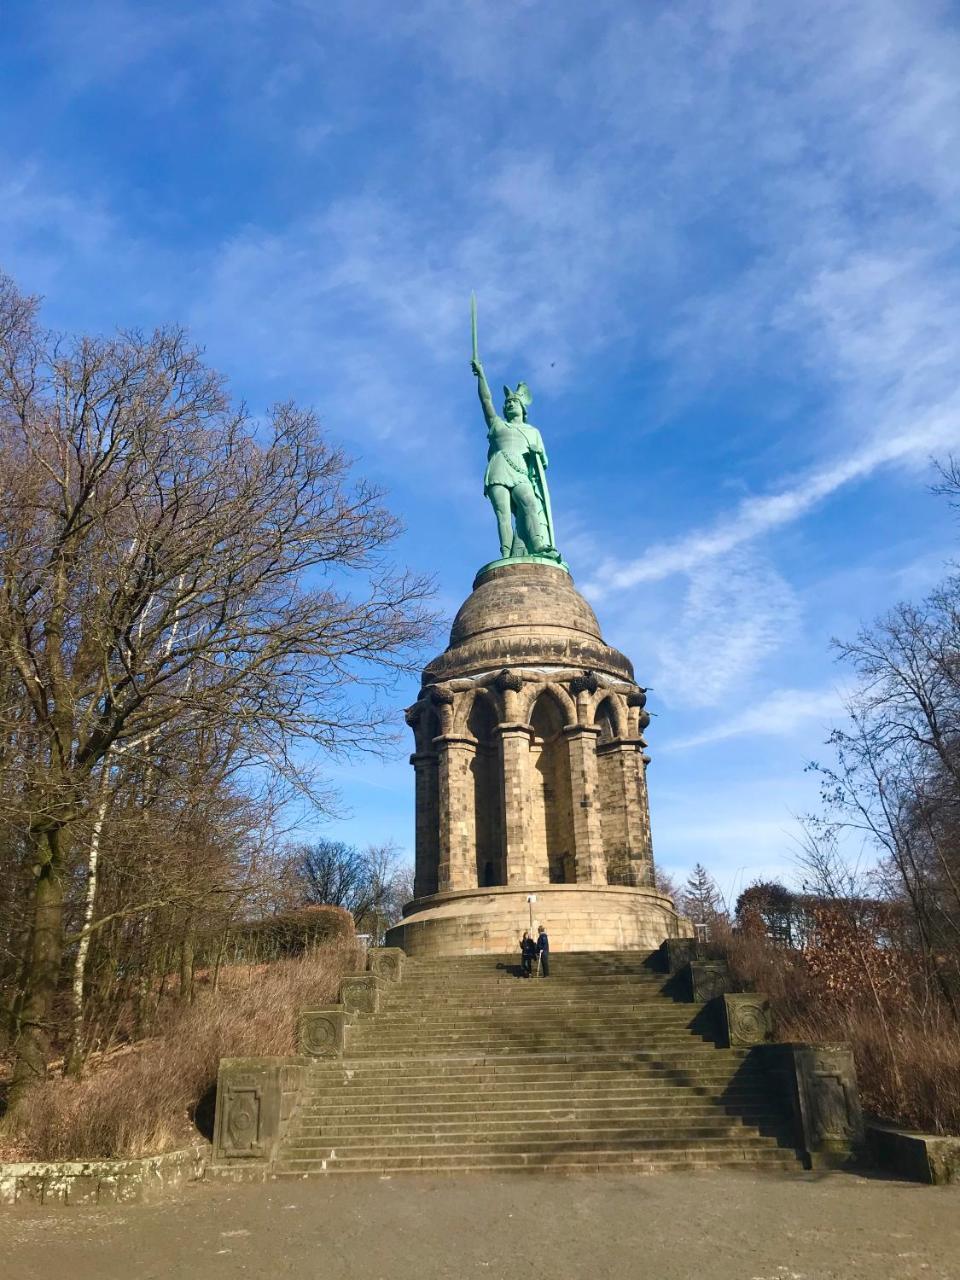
[569,669,600,696]
[493,667,523,693]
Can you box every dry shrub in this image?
[3,938,362,1161]
[784,1004,960,1136]
[723,930,960,1135]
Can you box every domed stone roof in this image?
[422,561,634,684]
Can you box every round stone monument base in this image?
[384,883,693,958]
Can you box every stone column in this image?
[436,735,477,891]
[497,723,537,885]
[410,751,439,898]
[564,724,607,884]
[598,739,654,886]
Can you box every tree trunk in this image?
[179,931,195,1004]
[7,828,67,1116]
[64,765,112,1077]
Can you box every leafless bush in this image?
[723,926,960,1135]
[3,939,362,1160]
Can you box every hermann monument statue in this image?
[470,294,564,570]
[386,300,691,956]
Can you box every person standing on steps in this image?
[536,924,550,977]
[520,930,536,978]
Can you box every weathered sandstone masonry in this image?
[388,561,690,954]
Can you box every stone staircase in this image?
[275,952,802,1175]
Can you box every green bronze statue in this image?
[470,296,562,566]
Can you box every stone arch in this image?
[411,704,441,753]
[466,692,505,886]
[528,688,575,884]
[518,679,576,729]
[453,686,500,737]
[593,693,625,742]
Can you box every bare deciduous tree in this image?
[292,839,411,937]
[0,273,436,1111]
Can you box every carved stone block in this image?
[722,993,774,1047]
[794,1044,864,1163]
[222,1086,263,1158]
[661,937,697,974]
[367,947,405,982]
[689,960,731,1002]
[339,974,382,1014]
[761,1042,865,1168]
[298,1008,346,1058]
[212,1057,305,1164]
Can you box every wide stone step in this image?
[300,1095,771,1118]
[283,1131,792,1159]
[343,1041,718,1058]
[313,1049,754,1073]
[273,1151,799,1175]
[274,1140,796,1171]
[368,1008,701,1018]
[348,1024,713,1039]
[294,1108,788,1136]
[327,1059,762,1080]
[392,980,673,993]
[394,977,670,988]
[302,1073,768,1095]
[280,1131,788,1162]
[346,1035,717,1050]
[317,1076,759,1096]
[317,1064,762,1088]
[369,1012,703,1027]
[299,1092,774,1118]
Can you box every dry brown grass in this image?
[1,939,362,1161]
[723,931,960,1136]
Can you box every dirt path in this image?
[2,1169,959,1280]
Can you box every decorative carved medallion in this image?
[368,949,404,981]
[340,976,379,1014]
[299,1011,342,1058]
[223,1087,262,1157]
[723,993,774,1047]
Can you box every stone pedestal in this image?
[389,561,690,955]
[387,883,687,957]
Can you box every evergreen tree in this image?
[681,863,726,929]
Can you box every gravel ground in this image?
[2,1168,959,1280]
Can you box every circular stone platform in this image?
[385,884,688,957]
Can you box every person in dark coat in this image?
[536,924,550,977]
[519,930,536,977]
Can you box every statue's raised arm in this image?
[471,358,498,430]
[469,296,562,567]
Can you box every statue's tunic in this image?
[483,418,546,496]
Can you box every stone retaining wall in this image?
[0,1144,208,1206]
[867,1123,960,1185]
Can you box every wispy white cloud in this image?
[662,685,849,752]
[648,553,801,709]
[586,408,960,595]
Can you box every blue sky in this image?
[3,0,959,902]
